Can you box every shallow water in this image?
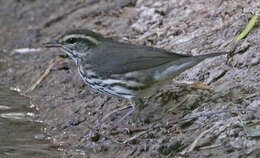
[0,85,61,158]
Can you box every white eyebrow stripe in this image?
[62,34,100,44]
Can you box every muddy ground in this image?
[0,0,260,157]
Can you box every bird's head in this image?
[44,29,105,60]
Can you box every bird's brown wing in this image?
[89,41,191,76]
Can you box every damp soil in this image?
[0,0,260,158]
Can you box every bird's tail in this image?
[156,51,228,81]
[194,51,228,61]
[186,51,228,70]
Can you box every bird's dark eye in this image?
[65,38,78,44]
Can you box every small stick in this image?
[227,14,258,48]
[235,14,258,41]
[168,96,189,112]
[25,56,63,93]
[123,131,147,144]
[187,127,213,152]
[179,126,215,157]
[102,105,132,122]
[199,144,221,150]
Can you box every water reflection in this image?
[0,84,61,158]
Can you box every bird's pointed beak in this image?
[42,40,62,48]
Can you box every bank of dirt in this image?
[0,0,260,157]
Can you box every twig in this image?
[235,14,258,42]
[187,127,213,152]
[24,56,63,94]
[179,126,215,157]
[226,14,258,61]
[123,131,147,144]
[168,96,189,112]
[101,105,131,122]
[11,48,41,55]
[199,144,221,150]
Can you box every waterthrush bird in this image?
[44,29,227,121]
